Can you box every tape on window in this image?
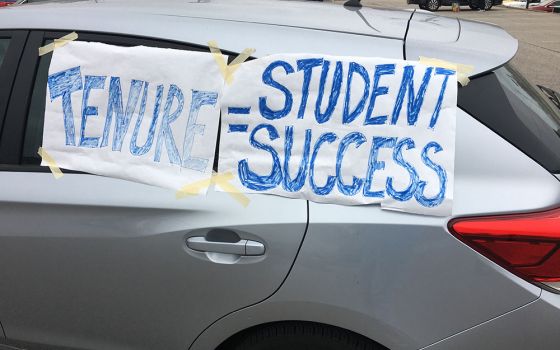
[418,56,474,87]
[208,40,255,85]
[38,32,78,56]
[38,147,63,179]
[176,171,250,207]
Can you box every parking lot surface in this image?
[339,0,560,92]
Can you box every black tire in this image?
[424,0,441,11]
[470,0,493,9]
[419,3,428,9]
[221,322,385,350]
[469,3,478,9]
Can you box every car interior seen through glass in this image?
[458,64,560,174]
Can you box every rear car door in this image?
[0,31,308,350]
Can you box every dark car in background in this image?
[408,0,503,11]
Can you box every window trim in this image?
[0,30,28,146]
[0,30,42,165]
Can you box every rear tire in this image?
[484,0,493,10]
[220,322,385,350]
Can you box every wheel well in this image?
[215,320,390,350]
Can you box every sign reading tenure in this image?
[42,41,224,191]
[218,54,457,216]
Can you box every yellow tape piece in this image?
[176,172,250,207]
[38,32,78,56]
[208,40,255,85]
[418,56,474,87]
[37,147,63,179]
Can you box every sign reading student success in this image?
[42,41,224,191]
[218,54,457,215]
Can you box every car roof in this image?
[0,0,517,76]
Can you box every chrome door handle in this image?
[186,237,265,256]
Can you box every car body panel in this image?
[0,3,404,60]
[190,108,559,350]
[407,15,518,75]
[5,0,412,39]
[0,173,307,349]
[422,289,560,349]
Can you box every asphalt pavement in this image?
[336,0,560,92]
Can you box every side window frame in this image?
[0,30,28,157]
[0,30,229,173]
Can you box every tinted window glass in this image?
[22,41,52,164]
[20,34,221,169]
[0,39,10,68]
[458,64,560,173]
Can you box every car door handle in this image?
[186,237,265,256]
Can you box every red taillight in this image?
[449,208,560,292]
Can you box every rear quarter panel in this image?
[191,108,560,350]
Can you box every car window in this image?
[21,40,52,164]
[458,63,560,173]
[0,39,9,67]
[20,34,219,166]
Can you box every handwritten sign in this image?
[42,41,224,191]
[218,54,456,215]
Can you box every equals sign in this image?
[227,106,251,133]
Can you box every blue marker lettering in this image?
[386,137,419,201]
[111,80,144,151]
[363,136,396,198]
[415,141,447,207]
[297,58,323,119]
[79,75,106,148]
[259,60,294,120]
[391,66,433,126]
[343,62,370,125]
[47,66,83,146]
[336,132,366,196]
[130,83,163,156]
[154,84,184,165]
[182,90,217,172]
[429,68,455,129]
[238,124,283,191]
[309,132,338,195]
[364,63,395,125]
[315,60,343,124]
[101,77,123,148]
[283,126,312,192]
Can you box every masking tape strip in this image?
[37,147,63,179]
[213,175,251,207]
[208,40,255,85]
[418,56,474,87]
[176,172,250,207]
[38,32,78,56]
[208,40,229,82]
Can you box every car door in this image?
[0,29,28,342]
[0,31,308,350]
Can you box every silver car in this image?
[0,1,559,349]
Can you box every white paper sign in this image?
[42,41,225,191]
[218,54,457,216]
